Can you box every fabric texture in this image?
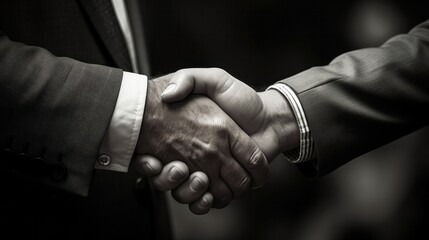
[267,84,314,164]
[0,0,170,239]
[279,19,429,176]
[97,72,147,172]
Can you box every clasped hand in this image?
[134,68,298,214]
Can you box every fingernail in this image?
[168,167,185,182]
[144,163,154,174]
[161,84,176,97]
[199,197,209,208]
[190,177,206,192]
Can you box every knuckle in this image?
[203,146,218,159]
[239,176,251,191]
[206,68,234,96]
[248,149,265,169]
[221,157,234,169]
[210,67,227,76]
[216,78,234,96]
[174,69,187,77]
[219,157,251,197]
[187,152,199,167]
[216,123,231,139]
[187,144,207,169]
[236,176,251,197]
[194,146,219,170]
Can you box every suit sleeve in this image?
[279,19,429,176]
[0,33,123,196]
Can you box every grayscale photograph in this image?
[1,0,428,239]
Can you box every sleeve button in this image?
[98,154,111,166]
[49,162,67,181]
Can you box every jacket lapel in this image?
[78,0,132,71]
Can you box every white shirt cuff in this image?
[96,71,147,172]
[266,83,314,163]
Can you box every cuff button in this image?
[49,162,67,181]
[98,154,111,166]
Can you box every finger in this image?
[189,192,214,215]
[200,159,233,209]
[210,177,233,209]
[134,154,163,177]
[230,130,270,189]
[219,156,251,198]
[151,161,190,191]
[171,171,209,204]
[160,69,195,102]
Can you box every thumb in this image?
[160,70,195,102]
[161,68,235,103]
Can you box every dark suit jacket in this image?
[281,19,429,176]
[0,0,170,239]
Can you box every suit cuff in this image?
[96,71,147,172]
[266,83,314,163]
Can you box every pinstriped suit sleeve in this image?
[277,19,429,176]
[0,33,123,196]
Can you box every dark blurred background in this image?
[140,0,429,239]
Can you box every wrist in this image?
[260,90,300,153]
[136,75,170,153]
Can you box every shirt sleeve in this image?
[266,83,315,163]
[96,71,147,172]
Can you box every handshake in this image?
[133,68,300,214]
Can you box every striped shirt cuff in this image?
[266,83,314,163]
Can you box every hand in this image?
[135,74,270,209]
[162,68,300,160]
[139,68,299,214]
[134,154,214,215]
